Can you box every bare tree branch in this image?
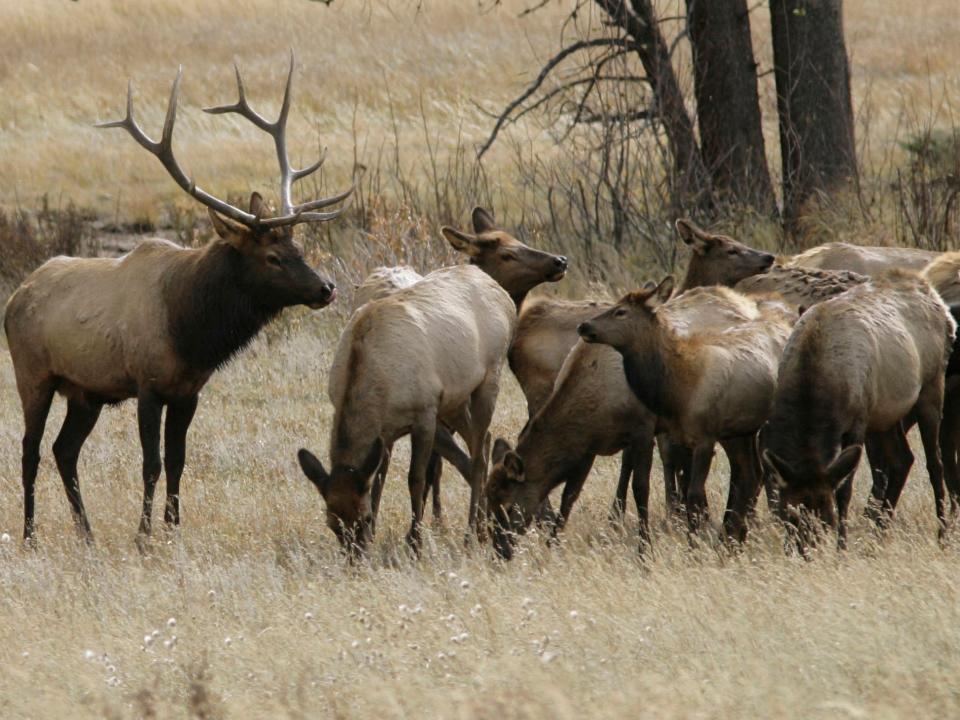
[476,37,632,158]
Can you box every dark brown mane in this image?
[164,242,281,372]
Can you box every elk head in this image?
[676,218,775,290]
[297,439,384,555]
[96,53,353,309]
[761,442,862,553]
[484,438,529,559]
[441,207,568,306]
[208,193,335,309]
[577,276,675,350]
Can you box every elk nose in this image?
[322,281,337,302]
[577,321,598,342]
[761,252,775,268]
[555,255,568,270]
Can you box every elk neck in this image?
[619,323,683,421]
[164,241,280,372]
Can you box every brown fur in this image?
[4,194,336,541]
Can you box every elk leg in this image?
[686,444,715,536]
[609,445,635,523]
[915,380,949,539]
[552,458,595,539]
[835,472,854,551]
[465,383,497,538]
[137,392,164,537]
[720,436,761,544]
[370,443,392,533]
[162,394,198,527]
[18,381,55,542]
[52,397,103,541]
[433,426,471,482]
[425,454,443,524]
[405,414,437,553]
[630,435,655,548]
[940,386,960,514]
[657,434,682,520]
[864,426,913,527]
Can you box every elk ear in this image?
[208,208,250,248]
[641,280,656,291]
[359,437,385,481]
[503,451,524,480]
[298,448,331,498]
[491,437,513,466]
[442,226,483,257]
[249,192,266,219]
[471,206,498,234]
[825,445,862,488]
[647,275,674,308]
[762,448,798,487]
[675,218,713,255]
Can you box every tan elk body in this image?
[298,208,567,551]
[761,271,955,548]
[787,242,937,275]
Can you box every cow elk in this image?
[578,279,794,542]
[760,271,956,552]
[298,208,567,554]
[787,242,938,276]
[4,56,352,543]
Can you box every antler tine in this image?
[293,182,354,214]
[203,63,273,132]
[97,68,257,226]
[291,146,327,183]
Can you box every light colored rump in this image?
[352,266,424,310]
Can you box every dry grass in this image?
[2,1,959,225]
[2,320,960,719]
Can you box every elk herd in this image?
[5,58,960,561]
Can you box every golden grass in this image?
[2,316,960,718]
[2,0,959,224]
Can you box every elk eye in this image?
[614,308,627,318]
[727,249,738,256]
[499,252,516,262]
[267,255,282,268]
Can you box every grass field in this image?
[2,321,959,719]
[3,1,960,718]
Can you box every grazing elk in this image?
[4,58,353,543]
[760,271,956,551]
[487,284,768,558]
[298,208,567,553]
[577,279,794,541]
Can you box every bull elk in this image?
[4,55,352,543]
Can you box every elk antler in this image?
[96,54,353,228]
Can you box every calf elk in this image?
[4,56,351,542]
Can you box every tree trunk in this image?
[686,0,776,215]
[595,0,711,208]
[770,0,857,231]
